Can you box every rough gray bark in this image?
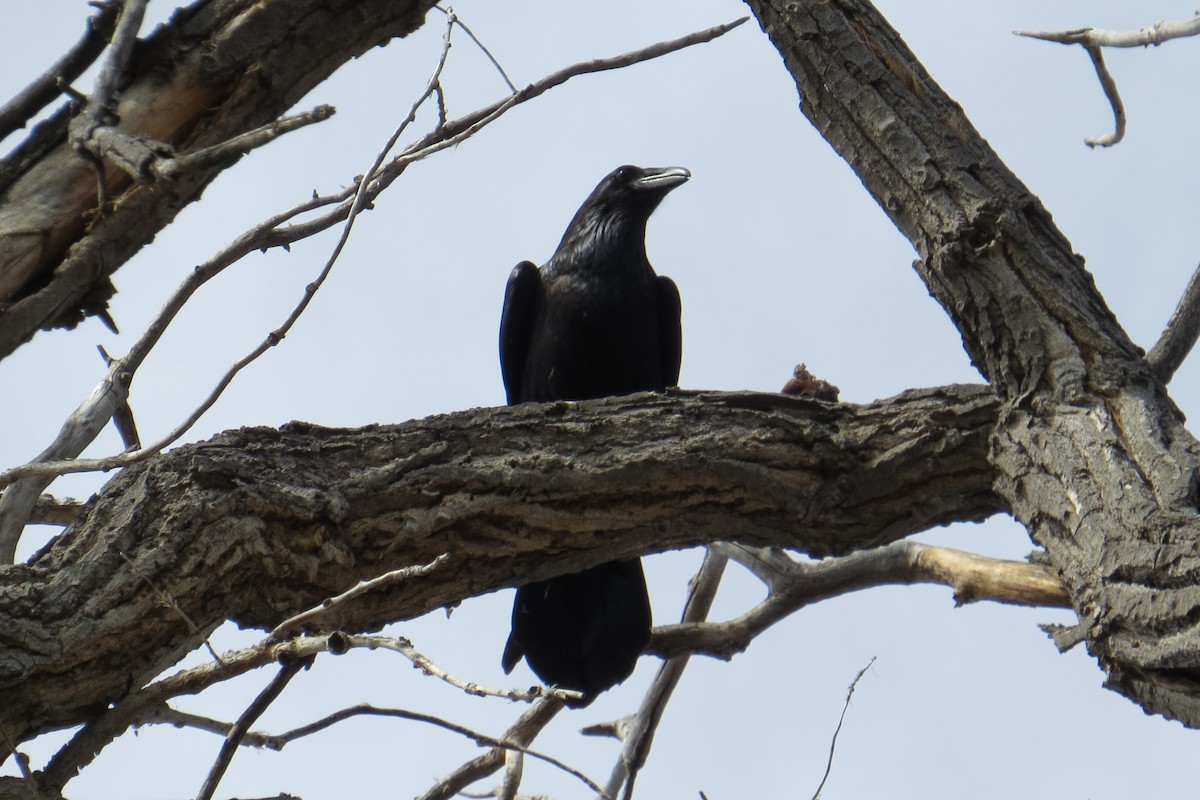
[0,0,433,356]
[745,0,1200,725]
[0,387,1000,754]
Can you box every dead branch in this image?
[1016,11,1200,146]
[650,540,1071,661]
[1147,261,1200,383]
[195,656,311,800]
[810,657,874,800]
[601,548,730,800]
[0,1,117,141]
[338,634,579,704]
[268,556,450,644]
[274,703,606,797]
[416,700,564,800]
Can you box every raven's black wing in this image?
[656,275,682,388]
[499,261,543,405]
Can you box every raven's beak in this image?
[633,166,691,193]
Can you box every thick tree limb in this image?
[744,0,1200,725]
[0,0,435,353]
[0,385,1002,758]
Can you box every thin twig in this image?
[137,704,282,749]
[600,547,729,800]
[340,633,578,704]
[156,105,337,179]
[195,656,311,800]
[1147,261,1200,383]
[0,0,119,142]
[275,703,607,797]
[811,657,874,800]
[434,5,518,93]
[416,699,564,800]
[268,554,449,643]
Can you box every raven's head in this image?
[586,164,690,218]
[555,165,690,262]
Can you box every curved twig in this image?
[1015,12,1200,147]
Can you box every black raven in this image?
[498,164,689,706]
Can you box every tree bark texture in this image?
[0,387,1000,751]
[745,0,1200,724]
[0,0,434,356]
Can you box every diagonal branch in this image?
[415,699,564,800]
[743,0,1200,726]
[650,540,1070,661]
[195,656,311,800]
[602,547,729,800]
[1147,261,1200,384]
[0,1,118,141]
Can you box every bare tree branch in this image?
[1016,13,1200,48]
[601,548,729,800]
[7,386,1003,768]
[1015,11,1200,147]
[195,656,311,800]
[811,657,874,800]
[650,540,1070,661]
[136,704,281,749]
[416,700,564,800]
[1147,261,1200,383]
[0,0,436,353]
[0,1,118,141]
[1079,44,1126,148]
[338,634,580,704]
[275,703,606,797]
[269,556,450,644]
[746,0,1200,725]
[432,5,517,94]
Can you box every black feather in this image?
[498,164,688,706]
